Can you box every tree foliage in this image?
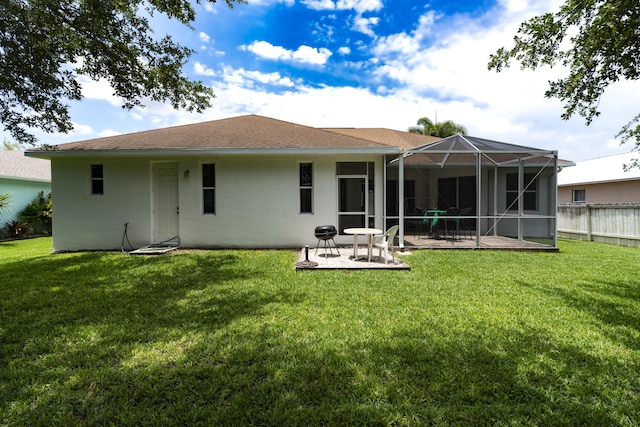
[2,138,24,150]
[19,190,52,233]
[408,117,468,138]
[0,192,10,217]
[0,0,246,145]
[488,0,640,149]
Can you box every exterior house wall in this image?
[0,178,51,224]
[51,157,152,251]
[50,154,385,252]
[558,180,640,204]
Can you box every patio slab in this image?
[403,235,559,251]
[296,246,411,270]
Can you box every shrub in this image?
[3,220,32,238]
[19,191,52,234]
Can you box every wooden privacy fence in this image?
[557,204,640,248]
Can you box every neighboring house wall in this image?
[557,152,640,247]
[0,177,51,224]
[558,180,640,204]
[51,154,385,252]
[0,150,51,226]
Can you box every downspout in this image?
[398,153,405,250]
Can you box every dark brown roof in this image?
[323,128,441,150]
[47,115,399,152]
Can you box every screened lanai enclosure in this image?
[385,135,567,250]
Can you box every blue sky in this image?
[15,0,640,161]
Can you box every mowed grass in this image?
[1,238,639,426]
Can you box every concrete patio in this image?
[296,245,411,270]
[403,234,558,251]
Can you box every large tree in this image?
[488,0,640,155]
[408,117,468,137]
[0,0,245,145]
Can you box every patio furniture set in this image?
[412,207,473,241]
[314,225,400,264]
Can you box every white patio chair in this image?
[372,225,399,264]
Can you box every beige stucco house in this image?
[558,152,640,204]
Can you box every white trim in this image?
[26,147,401,159]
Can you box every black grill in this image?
[314,225,340,257]
[314,225,337,240]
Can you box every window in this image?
[299,162,313,213]
[573,189,586,204]
[202,163,215,214]
[91,164,104,195]
[506,173,537,211]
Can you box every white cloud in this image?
[97,129,121,138]
[241,40,292,61]
[303,0,336,10]
[78,76,121,107]
[353,16,379,37]
[338,46,351,55]
[372,32,420,57]
[194,62,217,77]
[302,0,382,13]
[241,41,332,65]
[220,66,296,87]
[199,32,211,43]
[337,0,382,13]
[293,45,332,65]
[69,122,93,136]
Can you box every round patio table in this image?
[344,227,382,262]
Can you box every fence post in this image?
[586,204,592,241]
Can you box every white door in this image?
[153,162,179,243]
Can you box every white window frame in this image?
[90,164,104,195]
[299,162,313,214]
[573,189,586,204]
[202,163,216,214]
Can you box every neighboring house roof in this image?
[323,128,441,150]
[0,150,51,182]
[558,151,640,186]
[28,115,407,157]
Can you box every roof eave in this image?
[0,174,51,183]
[26,147,401,158]
[558,176,640,186]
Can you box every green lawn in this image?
[1,238,639,426]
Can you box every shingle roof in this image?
[44,115,398,152]
[0,150,51,181]
[322,128,441,150]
